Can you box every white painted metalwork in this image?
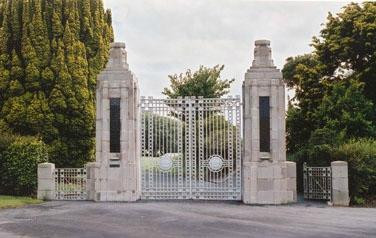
[54,168,87,200]
[141,96,242,200]
[303,163,332,201]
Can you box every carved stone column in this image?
[242,40,296,204]
[92,42,140,201]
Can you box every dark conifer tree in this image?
[0,0,113,167]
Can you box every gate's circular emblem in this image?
[208,155,223,172]
[159,154,173,171]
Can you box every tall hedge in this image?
[0,0,113,167]
[333,139,376,205]
[0,136,48,196]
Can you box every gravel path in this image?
[0,200,375,238]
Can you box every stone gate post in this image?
[93,42,140,201]
[37,162,55,200]
[331,161,350,206]
[242,40,296,204]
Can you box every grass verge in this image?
[0,195,43,209]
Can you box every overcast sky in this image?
[103,0,351,98]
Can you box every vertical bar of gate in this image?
[198,97,204,199]
[192,96,197,198]
[184,97,190,199]
[303,163,307,199]
[148,97,154,198]
[215,101,219,197]
[188,97,193,199]
[140,98,145,197]
[228,98,234,196]
[205,99,209,196]
[161,99,165,197]
[217,99,226,199]
[178,97,183,199]
[235,96,241,198]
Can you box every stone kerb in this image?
[37,162,55,200]
[331,161,350,206]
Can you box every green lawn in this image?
[0,195,43,209]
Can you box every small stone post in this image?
[242,40,297,204]
[86,162,99,201]
[331,161,350,206]
[37,163,55,200]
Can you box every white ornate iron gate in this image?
[141,96,241,200]
[54,168,87,200]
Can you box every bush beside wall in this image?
[333,139,376,206]
[0,136,48,196]
[289,138,376,206]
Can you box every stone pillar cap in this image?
[110,42,126,49]
[331,161,348,166]
[106,41,129,70]
[251,39,275,68]
[255,39,270,46]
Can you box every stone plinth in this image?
[93,42,141,201]
[37,163,55,200]
[331,161,350,206]
[242,40,296,204]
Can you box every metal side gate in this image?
[140,96,242,200]
[303,163,332,201]
[55,168,87,200]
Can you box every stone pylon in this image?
[242,40,296,204]
[87,42,141,201]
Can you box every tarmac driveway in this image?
[0,200,375,238]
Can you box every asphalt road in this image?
[0,200,375,238]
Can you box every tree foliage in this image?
[0,0,113,167]
[283,54,325,153]
[313,2,376,103]
[283,3,376,202]
[163,65,234,98]
[283,2,376,155]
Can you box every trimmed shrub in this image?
[0,132,17,153]
[332,139,376,205]
[0,136,48,196]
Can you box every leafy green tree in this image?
[283,2,376,156]
[283,2,376,199]
[282,54,325,153]
[314,80,375,140]
[163,65,234,98]
[0,0,113,167]
[313,2,376,104]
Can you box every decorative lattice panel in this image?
[141,96,242,200]
[55,168,87,200]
